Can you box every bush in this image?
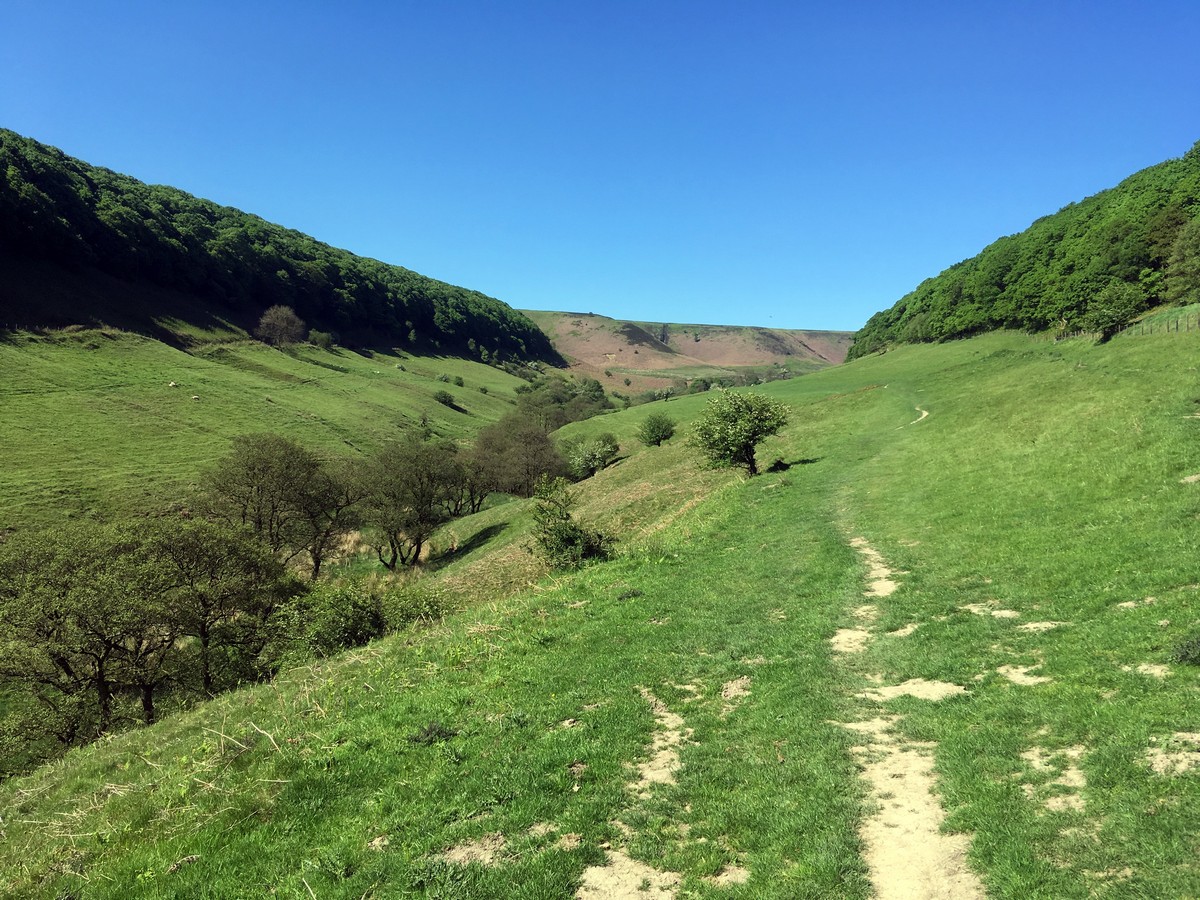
[433,390,456,407]
[380,583,448,630]
[255,305,306,346]
[529,476,612,570]
[1172,633,1200,665]
[308,329,335,349]
[453,376,465,387]
[689,390,789,476]
[265,582,385,666]
[564,433,620,479]
[637,412,676,447]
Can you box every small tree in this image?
[637,412,676,447]
[1082,281,1145,342]
[688,391,789,476]
[564,433,620,479]
[254,305,307,346]
[528,476,612,570]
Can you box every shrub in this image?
[453,376,465,387]
[1081,281,1146,341]
[637,412,676,447]
[564,433,620,479]
[529,476,612,570]
[380,583,448,631]
[689,390,789,476]
[436,373,451,383]
[433,390,456,407]
[1172,633,1200,665]
[264,582,385,668]
[255,305,306,346]
[308,329,335,349]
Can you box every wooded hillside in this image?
[850,139,1200,357]
[0,129,556,361]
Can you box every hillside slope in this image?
[851,138,1200,357]
[3,328,1198,897]
[0,129,556,361]
[522,310,851,391]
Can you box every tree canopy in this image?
[0,128,558,361]
[849,139,1200,357]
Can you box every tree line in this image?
[850,139,1200,357]
[0,128,558,361]
[0,400,607,776]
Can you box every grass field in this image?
[0,329,531,528]
[1,328,1198,897]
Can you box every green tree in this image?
[564,433,620,479]
[1081,281,1146,341]
[203,434,361,577]
[147,519,297,694]
[688,391,789,476]
[359,436,457,569]
[528,476,612,570]
[1163,216,1200,306]
[636,412,676,447]
[473,414,569,497]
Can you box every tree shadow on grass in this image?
[767,457,822,472]
[429,523,508,571]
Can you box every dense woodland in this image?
[0,129,556,360]
[850,139,1200,357]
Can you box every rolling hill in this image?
[0,129,556,361]
[521,309,851,392]
[850,138,1200,357]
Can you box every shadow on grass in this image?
[767,457,822,472]
[429,523,508,571]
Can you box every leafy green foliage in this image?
[473,414,569,497]
[563,432,620,479]
[636,411,676,446]
[688,391,789,475]
[1172,634,1200,665]
[433,389,456,407]
[264,582,386,667]
[528,476,613,569]
[0,128,557,360]
[202,434,362,579]
[1080,281,1146,340]
[850,139,1200,356]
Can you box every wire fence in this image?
[1050,312,1200,342]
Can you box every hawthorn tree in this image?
[254,305,307,346]
[636,412,676,447]
[688,391,789,476]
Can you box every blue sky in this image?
[5,1,1199,331]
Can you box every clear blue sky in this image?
[5,1,1198,331]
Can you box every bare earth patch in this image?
[842,716,985,900]
[1021,746,1087,812]
[576,849,681,899]
[998,664,1051,686]
[888,623,919,638]
[720,676,752,715]
[1122,663,1170,679]
[832,627,873,654]
[705,865,751,886]
[1180,473,1200,484]
[1145,733,1200,776]
[854,603,880,621]
[1017,621,1065,632]
[859,678,968,702]
[633,689,692,796]
[1116,597,1156,609]
[849,538,899,597]
[442,833,506,866]
[961,603,1018,619]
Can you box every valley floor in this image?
[2,331,1199,898]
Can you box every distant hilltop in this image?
[521,310,852,392]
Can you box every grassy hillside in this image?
[0,328,533,529]
[521,310,850,393]
[2,328,1198,897]
[0,129,556,360]
[851,138,1200,356]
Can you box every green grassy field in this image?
[1,329,1198,897]
[0,329,530,528]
